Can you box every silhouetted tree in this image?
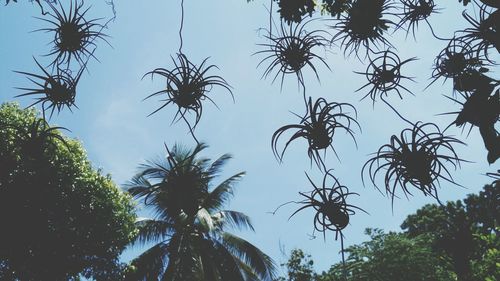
[0,102,137,281]
[275,249,315,281]
[401,184,499,281]
[277,231,453,281]
[327,229,453,281]
[125,143,277,281]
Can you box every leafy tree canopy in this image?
[277,230,453,281]
[401,183,499,281]
[275,249,315,281]
[0,102,137,281]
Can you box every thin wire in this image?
[425,19,452,41]
[341,235,347,281]
[381,96,415,127]
[179,0,185,54]
[105,0,117,21]
[300,79,308,108]
[181,114,200,145]
[269,0,273,37]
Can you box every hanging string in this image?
[35,0,48,15]
[300,79,308,109]
[181,114,200,145]
[269,0,273,37]
[341,235,347,281]
[425,19,452,41]
[179,0,185,54]
[381,96,415,127]
[105,0,117,21]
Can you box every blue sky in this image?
[0,0,498,276]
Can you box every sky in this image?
[0,0,498,276]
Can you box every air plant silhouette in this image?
[395,0,440,38]
[331,0,396,57]
[457,4,499,63]
[428,37,488,90]
[274,0,315,24]
[440,77,499,163]
[256,18,330,90]
[35,0,109,67]
[271,97,360,171]
[285,171,366,279]
[355,49,417,106]
[290,171,365,239]
[14,58,83,119]
[441,87,498,131]
[362,122,466,207]
[143,53,233,143]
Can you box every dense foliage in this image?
[0,103,137,281]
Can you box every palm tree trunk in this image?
[163,233,184,281]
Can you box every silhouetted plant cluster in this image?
[13,0,112,119]
[259,0,498,200]
[257,0,498,278]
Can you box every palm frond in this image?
[221,233,277,281]
[133,219,176,247]
[216,210,255,232]
[199,238,247,281]
[207,154,233,179]
[204,172,246,211]
[126,242,169,281]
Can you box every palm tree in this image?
[125,143,276,281]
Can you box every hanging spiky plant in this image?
[14,58,82,119]
[35,0,109,67]
[256,18,330,89]
[362,122,466,206]
[355,49,416,104]
[271,97,360,171]
[457,5,499,62]
[331,0,396,57]
[428,37,488,90]
[143,54,233,143]
[395,0,439,38]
